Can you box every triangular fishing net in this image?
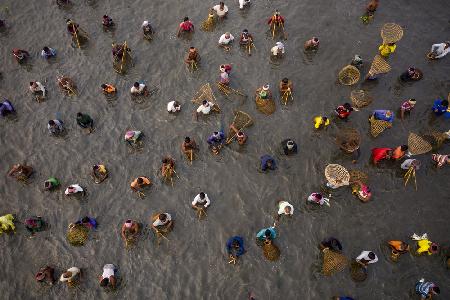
[338,65,360,86]
[408,132,432,155]
[350,90,373,108]
[368,55,391,76]
[192,83,217,105]
[369,115,391,137]
[381,23,404,44]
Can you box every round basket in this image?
[255,96,276,115]
[338,65,360,86]
[322,248,348,276]
[67,223,89,246]
[336,127,361,153]
[381,23,404,44]
[262,240,280,261]
[350,261,367,282]
[325,164,350,187]
[350,90,373,108]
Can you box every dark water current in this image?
[0,0,449,299]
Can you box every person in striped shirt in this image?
[415,278,440,299]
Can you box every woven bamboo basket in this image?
[322,248,348,276]
[408,133,432,155]
[381,23,404,44]
[350,261,367,282]
[349,170,368,184]
[368,55,391,76]
[255,95,276,115]
[325,164,350,187]
[350,90,373,108]
[262,240,280,261]
[338,65,360,86]
[336,127,361,153]
[67,223,89,246]
[369,115,391,137]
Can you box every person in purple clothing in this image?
[260,155,276,171]
[333,297,354,300]
[0,100,15,117]
[207,131,225,155]
[371,109,394,123]
[75,216,97,229]
[226,236,245,264]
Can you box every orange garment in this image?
[130,177,151,189]
[388,241,407,251]
[391,147,405,160]
[104,84,116,93]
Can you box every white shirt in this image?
[431,43,449,59]
[30,82,46,96]
[239,0,250,9]
[130,83,146,94]
[59,267,80,282]
[65,184,83,195]
[213,4,228,16]
[277,201,294,215]
[192,193,211,207]
[219,34,234,45]
[196,102,212,114]
[356,251,378,264]
[220,71,229,82]
[167,101,181,113]
[152,213,172,227]
[271,45,285,56]
[101,264,115,279]
[401,159,416,170]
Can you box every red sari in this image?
[371,148,392,164]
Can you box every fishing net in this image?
[408,132,432,155]
[338,65,360,86]
[192,83,217,105]
[226,111,253,144]
[336,127,360,153]
[66,223,89,246]
[369,115,391,137]
[255,95,276,115]
[151,214,173,234]
[381,23,404,44]
[325,164,350,187]
[350,90,373,108]
[422,131,448,149]
[350,261,367,282]
[322,248,348,276]
[368,55,391,76]
[262,240,280,261]
[201,12,215,32]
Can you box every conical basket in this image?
[408,133,432,155]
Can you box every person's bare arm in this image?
[110,276,116,288]
[177,27,182,37]
[400,108,405,120]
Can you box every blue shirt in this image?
[373,110,394,123]
[338,298,354,300]
[261,155,276,171]
[256,227,277,241]
[207,131,225,145]
[432,99,449,117]
[226,236,245,257]
[0,100,14,116]
[76,217,97,229]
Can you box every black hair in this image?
[133,82,139,88]
[432,286,440,294]
[101,84,107,88]
[190,46,195,50]
[323,117,328,121]
[202,99,207,105]
[400,145,408,151]
[137,177,144,184]
[316,194,322,200]
[199,192,205,199]
[82,217,90,223]
[183,17,189,22]
[282,77,288,83]
[100,277,109,287]
[43,46,50,52]
[185,137,190,143]
[264,229,271,237]
[442,100,449,107]
[159,213,167,221]
[77,112,82,117]
[29,82,34,86]
[220,1,224,5]
[48,120,55,125]
[368,252,375,259]
[103,15,108,18]
[313,37,319,42]
[243,29,248,33]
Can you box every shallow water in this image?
[1,0,449,299]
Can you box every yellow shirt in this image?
[379,44,396,57]
[314,116,330,129]
[416,239,432,255]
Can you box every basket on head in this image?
[408,132,432,155]
[349,170,368,184]
[325,164,350,187]
[255,95,276,115]
[381,23,404,44]
[422,131,449,149]
[369,115,391,137]
[350,261,367,282]
[66,223,89,246]
[192,83,217,105]
[262,240,280,261]
[368,55,391,76]
[336,127,361,153]
[322,248,348,276]
[350,90,373,108]
[338,65,360,86]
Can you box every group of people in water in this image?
[1,0,449,298]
